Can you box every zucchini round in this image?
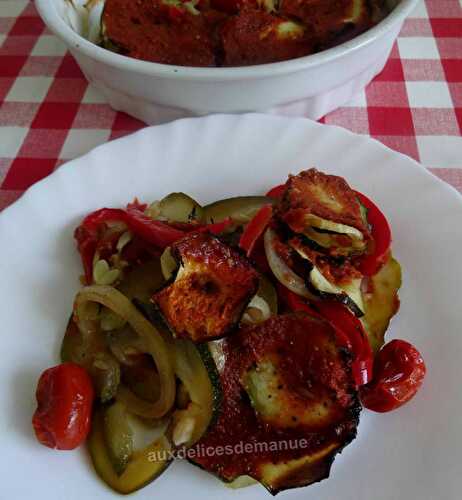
[203,196,272,225]
[148,192,204,224]
[189,313,360,494]
[88,408,172,494]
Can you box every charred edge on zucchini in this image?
[285,236,365,317]
[189,313,361,495]
[152,232,259,343]
[196,342,223,429]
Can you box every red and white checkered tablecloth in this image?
[0,0,461,212]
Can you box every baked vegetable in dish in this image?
[73,0,396,67]
[190,313,361,493]
[31,166,425,497]
[153,232,259,342]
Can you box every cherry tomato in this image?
[239,204,273,257]
[360,339,426,413]
[355,191,392,276]
[32,363,94,450]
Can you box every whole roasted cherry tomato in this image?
[360,339,426,413]
[32,363,94,450]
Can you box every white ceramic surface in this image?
[0,114,461,499]
[36,0,418,124]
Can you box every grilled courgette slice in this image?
[89,407,172,494]
[190,313,360,494]
[153,232,259,342]
[362,256,402,352]
[146,192,204,224]
[279,169,371,254]
[203,196,272,225]
[290,238,364,317]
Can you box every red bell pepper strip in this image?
[277,285,373,386]
[355,191,392,276]
[266,184,285,199]
[197,217,233,235]
[74,207,186,284]
[239,205,273,257]
[74,226,98,285]
[74,205,233,284]
[124,208,185,247]
[315,300,373,386]
[126,198,148,212]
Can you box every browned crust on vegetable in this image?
[279,168,370,236]
[289,236,362,285]
[190,313,360,493]
[152,232,258,343]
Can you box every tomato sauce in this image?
[102,0,390,67]
[190,313,360,482]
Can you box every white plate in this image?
[0,114,460,500]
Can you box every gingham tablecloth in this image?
[0,0,461,211]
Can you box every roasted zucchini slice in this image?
[147,192,204,224]
[279,169,370,253]
[290,238,364,317]
[89,407,172,494]
[362,256,402,352]
[190,313,360,494]
[203,196,272,225]
[152,232,259,342]
[103,401,134,475]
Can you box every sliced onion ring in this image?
[264,228,316,300]
[74,285,175,419]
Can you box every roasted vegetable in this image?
[147,193,204,224]
[118,259,166,303]
[171,339,221,447]
[153,232,259,342]
[89,407,172,494]
[32,363,94,450]
[290,237,364,317]
[362,256,402,352]
[190,313,360,494]
[61,318,121,403]
[203,196,272,225]
[279,169,371,254]
[103,401,134,475]
[74,285,176,418]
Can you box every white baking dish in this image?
[36,0,418,124]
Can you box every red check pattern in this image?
[1,0,461,211]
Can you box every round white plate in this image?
[0,114,460,500]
